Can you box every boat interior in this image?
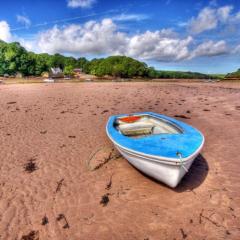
[115,115,182,138]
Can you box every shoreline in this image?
[0,76,231,85]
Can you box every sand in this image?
[0,82,239,240]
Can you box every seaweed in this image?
[100,194,109,206]
[56,213,70,229]
[21,231,39,240]
[42,215,49,225]
[105,175,113,190]
[174,115,191,119]
[24,158,38,173]
[7,101,16,105]
[55,178,64,193]
[180,228,187,239]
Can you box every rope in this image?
[176,151,188,173]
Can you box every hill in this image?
[224,69,240,80]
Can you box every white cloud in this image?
[37,19,127,55]
[233,44,240,53]
[32,18,233,62]
[0,17,233,63]
[217,6,233,22]
[35,19,193,62]
[188,5,233,34]
[189,7,218,34]
[127,31,192,61]
[17,15,31,27]
[67,0,96,8]
[232,11,240,22]
[0,21,11,42]
[190,40,228,58]
[112,14,149,22]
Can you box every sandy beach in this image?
[0,82,239,240]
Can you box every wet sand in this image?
[0,82,239,240]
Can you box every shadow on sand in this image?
[174,154,209,192]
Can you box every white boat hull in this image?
[115,145,201,188]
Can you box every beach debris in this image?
[105,174,113,190]
[42,215,49,225]
[180,228,187,239]
[226,230,231,235]
[40,130,47,134]
[7,101,16,105]
[101,109,109,114]
[24,157,38,173]
[87,147,120,171]
[68,135,76,138]
[100,194,109,206]
[203,109,210,111]
[55,178,64,193]
[56,213,70,229]
[174,114,191,119]
[199,208,228,230]
[21,230,39,240]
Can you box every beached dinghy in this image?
[106,112,204,188]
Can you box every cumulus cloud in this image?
[67,0,96,8]
[0,21,11,42]
[0,17,233,62]
[16,15,31,27]
[127,31,192,61]
[33,18,233,62]
[37,19,127,55]
[190,40,228,58]
[188,5,233,34]
[35,19,193,61]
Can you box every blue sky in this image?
[0,0,240,73]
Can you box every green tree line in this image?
[0,40,211,79]
[0,41,87,76]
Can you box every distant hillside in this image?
[0,40,212,79]
[150,70,211,79]
[224,69,240,80]
[209,74,226,80]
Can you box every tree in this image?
[64,65,74,77]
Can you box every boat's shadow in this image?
[174,154,209,192]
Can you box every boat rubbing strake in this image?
[106,112,204,188]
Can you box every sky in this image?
[0,0,240,73]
